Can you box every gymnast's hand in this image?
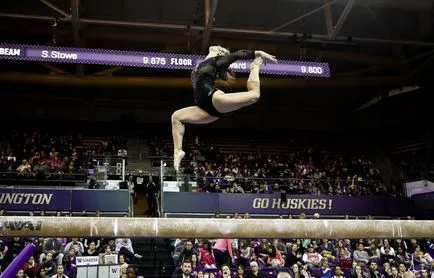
[255,50,277,63]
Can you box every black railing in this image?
[403,169,434,182]
[0,171,87,187]
[165,175,385,192]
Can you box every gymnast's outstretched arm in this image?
[216,50,277,69]
[216,50,256,69]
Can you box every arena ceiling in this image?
[0,0,433,129]
[1,0,434,76]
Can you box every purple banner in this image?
[0,242,38,278]
[0,188,71,211]
[0,43,330,78]
[0,188,129,212]
[163,193,414,217]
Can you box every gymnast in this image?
[171,46,277,172]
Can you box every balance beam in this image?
[0,217,432,238]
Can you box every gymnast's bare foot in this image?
[174,151,185,172]
[250,57,263,69]
[254,50,277,63]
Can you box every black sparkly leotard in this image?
[191,50,255,117]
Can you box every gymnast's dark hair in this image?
[218,68,235,84]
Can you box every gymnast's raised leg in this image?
[171,107,218,172]
[212,57,263,114]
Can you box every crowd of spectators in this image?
[172,235,434,278]
[0,130,127,185]
[0,236,143,278]
[0,132,430,278]
[149,135,402,197]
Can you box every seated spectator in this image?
[267,246,285,268]
[179,240,197,265]
[99,245,114,264]
[286,242,303,267]
[234,265,245,278]
[408,239,420,253]
[197,270,205,278]
[247,261,265,278]
[16,269,29,278]
[118,148,127,157]
[277,270,292,278]
[250,252,267,268]
[257,239,271,264]
[198,240,216,269]
[40,238,64,266]
[273,239,288,259]
[64,239,84,257]
[172,239,185,267]
[23,256,38,278]
[302,244,322,268]
[115,238,142,263]
[17,159,32,174]
[220,264,232,278]
[83,239,100,251]
[389,266,399,278]
[172,260,194,278]
[419,269,429,278]
[37,268,48,278]
[380,244,396,264]
[366,240,381,260]
[335,240,351,261]
[366,261,381,278]
[190,254,202,272]
[333,266,344,278]
[40,252,57,276]
[236,239,252,267]
[396,246,411,265]
[398,263,416,278]
[51,265,69,278]
[120,264,128,278]
[318,239,335,261]
[412,245,432,267]
[61,255,76,278]
[353,243,370,267]
[393,239,409,253]
[288,263,306,278]
[118,254,128,269]
[320,258,332,278]
[82,242,97,256]
[351,265,367,278]
[383,262,392,277]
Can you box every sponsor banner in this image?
[163,192,415,217]
[0,188,129,212]
[76,256,99,266]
